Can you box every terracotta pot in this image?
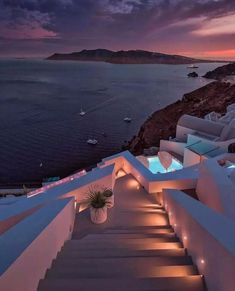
[90,206,107,224]
[105,194,114,208]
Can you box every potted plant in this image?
[103,188,114,208]
[87,187,110,224]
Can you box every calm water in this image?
[0,59,223,183]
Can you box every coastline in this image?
[127,80,235,155]
[14,80,234,186]
[0,60,233,187]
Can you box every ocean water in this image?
[0,59,224,184]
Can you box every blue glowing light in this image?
[148,156,183,174]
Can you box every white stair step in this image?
[122,209,167,214]
[62,241,183,250]
[38,275,205,291]
[118,207,165,212]
[94,212,169,227]
[106,225,173,231]
[66,237,179,246]
[46,265,198,279]
[108,225,172,229]
[103,228,174,234]
[58,248,187,259]
[82,233,176,239]
[72,226,174,237]
[52,255,193,269]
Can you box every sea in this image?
[0,59,225,184]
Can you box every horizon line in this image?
[0,48,234,62]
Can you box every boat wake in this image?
[79,96,117,115]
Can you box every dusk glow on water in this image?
[0,0,234,184]
[0,60,221,183]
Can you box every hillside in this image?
[128,81,235,154]
[47,49,216,65]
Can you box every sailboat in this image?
[187,64,199,69]
[87,138,98,145]
[80,107,86,116]
[124,117,132,123]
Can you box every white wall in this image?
[123,158,150,191]
[160,139,186,157]
[183,148,201,167]
[99,151,198,194]
[176,125,195,141]
[177,115,224,139]
[0,198,75,291]
[196,160,235,220]
[99,152,153,192]
[163,189,235,291]
[0,165,115,233]
[0,205,42,235]
[136,155,149,169]
[149,176,197,193]
[62,173,114,204]
[98,155,125,174]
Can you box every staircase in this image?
[38,175,206,291]
[38,222,205,291]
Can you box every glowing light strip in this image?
[27,169,87,198]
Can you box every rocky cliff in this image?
[128,81,235,155]
[47,49,216,65]
[204,62,235,80]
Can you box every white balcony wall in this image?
[0,198,75,291]
[196,159,235,220]
[183,148,201,167]
[163,189,235,291]
[160,139,186,157]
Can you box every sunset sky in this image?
[0,0,235,60]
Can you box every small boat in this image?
[124,117,132,123]
[80,107,86,116]
[87,139,98,145]
[187,64,199,69]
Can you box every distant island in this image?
[47,49,222,65]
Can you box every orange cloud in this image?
[205,49,235,58]
[174,49,235,60]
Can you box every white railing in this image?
[28,169,87,198]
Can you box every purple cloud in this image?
[0,0,235,58]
